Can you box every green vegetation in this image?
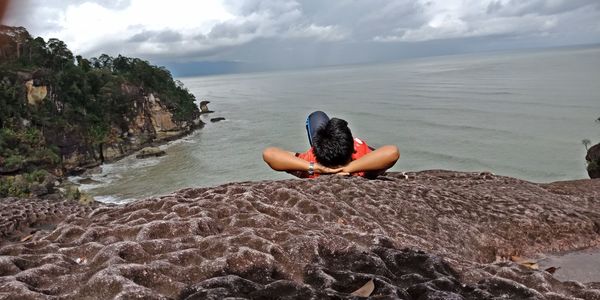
[583,116,600,177]
[0,25,199,194]
[0,169,49,197]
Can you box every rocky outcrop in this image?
[135,147,166,159]
[24,79,47,106]
[1,171,599,299]
[0,26,29,61]
[587,143,600,178]
[199,100,214,114]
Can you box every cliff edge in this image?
[1,171,599,299]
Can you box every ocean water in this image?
[79,46,600,203]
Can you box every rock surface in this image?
[1,171,600,299]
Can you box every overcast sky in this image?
[4,0,600,75]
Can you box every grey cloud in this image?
[224,0,300,16]
[208,20,260,39]
[486,0,600,17]
[154,30,183,43]
[5,0,131,36]
[6,0,600,74]
[298,0,426,40]
[127,30,182,43]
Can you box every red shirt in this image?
[296,138,372,178]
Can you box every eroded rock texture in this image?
[1,171,600,299]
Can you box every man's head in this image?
[313,118,354,167]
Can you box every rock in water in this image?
[210,117,226,123]
[135,147,166,159]
[199,100,214,114]
[586,143,600,178]
[1,171,600,299]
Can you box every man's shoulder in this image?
[353,137,370,150]
[354,137,366,145]
[296,147,316,162]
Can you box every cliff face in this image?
[58,83,203,173]
[0,26,30,61]
[1,171,599,299]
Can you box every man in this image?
[262,111,400,178]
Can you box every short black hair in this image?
[313,118,354,167]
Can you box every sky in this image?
[4,0,600,75]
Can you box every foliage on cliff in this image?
[0,25,200,196]
[583,117,600,178]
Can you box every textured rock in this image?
[0,171,599,299]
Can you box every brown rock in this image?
[1,171,599,299]
[24,80,48,106]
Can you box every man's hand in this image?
[314,163,343,175]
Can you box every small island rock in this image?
[199,100,214,114]
[135,147,166,159]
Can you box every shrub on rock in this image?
[586,143,600,179]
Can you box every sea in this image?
[72,46,600,203]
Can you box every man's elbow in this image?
[385,145,400,165]
[263,147,286,171]
[262,147,277,165]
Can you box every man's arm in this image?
[262,147,342,177]
[341,145,400,177]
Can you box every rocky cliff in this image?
[58,83,203,174]
[0,25,203,189]
[1,171,599,299]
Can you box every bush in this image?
[65,185,80,200]
[2,175,29,197]
[4,155,24,169]
[0,177,10,197]
[31,147,60,164]
[22,127,43,145]
[24,169,48,183]
[0,169,53,197]
[588,159,599,171]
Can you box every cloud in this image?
[3,0,600,71]
[374,0,600,43]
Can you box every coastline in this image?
[69,123,207,204]
[64,112,212,203]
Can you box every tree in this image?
[96,54,113,70]
[583,139,591,151]
[76,55,92,72]
[112,55,132,73]
[47,38,74,70]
